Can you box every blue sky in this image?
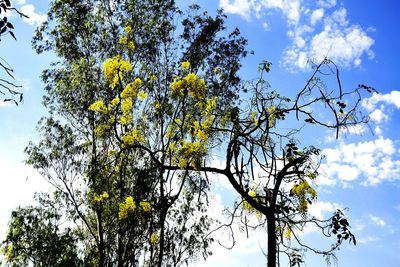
[0,0,399,266]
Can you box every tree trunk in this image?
[266,212,277,267]
[97,209,105,267]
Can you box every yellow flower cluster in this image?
[120,78,143,125]
[94,123,111,137]
[243,191,258,211]
[138,90,147,101]
[124,25,132,33]
[119,36,128,45]
[171,73,207,99]
[150,233,159,245]
[119,196,136,220]
[119,27,135,51]
[284,227,292,240]
[103,56,132,88]
[139,201,151,212]
[191,115,215,142]
[110,97,120,109]
[267,106,277,128]
[177,141,208,170]
[291,180,317,212]
[122,129,145,146]
[94,191,109,203]
[89,100,108,114]
[181,60,190,70]
[204,97,218,116]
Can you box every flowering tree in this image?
[3,1,247,266]
[1,0,375,267]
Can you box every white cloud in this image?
[369,215,386,227]
[317,0,336,8]
[357,235,380,244]
[361,91,400,135]
[308,201,337,220]
[319,137,400,186]
[362,91,400,111]
[20,4,47,26]
[369,108,389,124]
[219,0,254,20]
[310,8,324,25]
[342,124,367,136]
[219,0,301,24]
[219,0,374,71]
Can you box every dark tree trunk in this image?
[266,212,277,267]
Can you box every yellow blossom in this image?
[121,98,133,113]
[150,233,159,245]
[184,73,207,99]
[119,196,136,220]
[267,106,277,128]
[94,124,110,137]
[121,83,137,99]
[243,191,257,211]
[124,25,132,33]
[110,97,120,109]
[119,36,128,45]
[170,73,207,99]
[178,141,208,170]
[291,180,317,212]
[204,97,218,116]
[139,201,151,212]
[155,102,162,110]
[284,227,292,240]
[94,191,109,203]
[120,114,132,125]
[89,100,108,114]
[171,77,185,97]
[122,129,145,146]
[103,56,132,88]
[181,60,190,70]
[138,90,147,101]
[128,41,135,51]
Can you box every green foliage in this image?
[1,194,81,267]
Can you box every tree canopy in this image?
[1,1,375,266]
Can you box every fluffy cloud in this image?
[310,8,324,25]
[319,137,400,186]
[218,0,374,71]
[369,215,386,227]
[362,91,400,111]
[219,0,254,19]
[20,4,47,26]
[361,91,400,135]
[282,7,374,70]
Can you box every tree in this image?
[3,1,248,266]
[0,0,28,104]
[1,193,82,267]
[1,0,375,266]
